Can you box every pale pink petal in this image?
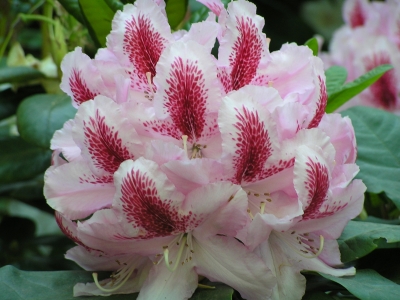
[107,0,172,92]
[194,235,276,300]
[45,162,115,220]
[51,119,81,162]
[218,88,279,184]
[218,0,270,92]
[318,114,357,165]
[60,47,102,108]
[113,158,200,239]
[77,208,173,256]
[144,140,186,166]
[197,0,224,16]
[161,158,223,194]
[179,14,220,52]
[255,236,307,300]
[187,182,248,237]
[151,40,221,143]
[73,96,143,177]
[138,259,197,300]
[307,75,328,129]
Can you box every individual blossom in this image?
[322,0,400,112]
[244,113,366,300]
[69,157,276,300]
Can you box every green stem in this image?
[0,0,46,58]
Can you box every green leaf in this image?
[104,0,124,12]
[0,66,44,84]
[183,6,209,30]
[17,94,76,149]
[0,266,233,300]
[341,106,400,208]
[302,291,336,300]
[79,0,115,47]
[326,64,393,113]
[0,198,60,236]
[338,221,400,263]
[304,37,318,56]
[325,66,347,97]
[166,0,188,29]
[0,138,51,184]
[320,269,400,300]
[58,0,85,24]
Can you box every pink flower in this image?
[69,157,276,299]
[323,0,400,112]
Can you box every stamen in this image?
[182,135,188,157]
[92,268,135,293]
[164,235,188,272]
[146,72,155,93]
[260,201,266,214]
[294,235,325,259]
[198,283,215,289]
[247,209,254,220]
[268,81,274,87]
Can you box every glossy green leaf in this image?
[325,65,347,97]
[0,138,51,184]
[304,37,318,56]
[57,0,85,24]
[341,106,400,208]
[0,66,43,84]
[183,5,209,30]
[0,266,233,300]
[338,221,400,263]
[320,269,400,300]
[79,0,115,47]
[166,0,188,29]
[104,0,124,12]
[17,94,76,149]
[326,64,393,113]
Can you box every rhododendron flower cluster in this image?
[44,0,366,299]
[322,0,400,112]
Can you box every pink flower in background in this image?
[45,0,366,299]
[322,0,400,112]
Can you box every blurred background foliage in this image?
[1,1,399,299]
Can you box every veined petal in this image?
[45,162,115,220]
[113,158,200,239]
[73,96,142,177]
[194,235,276,300]
[294,145,333,219]
[295,179,366,238]
[219,88,279,184]
[218,0,270,92]
[343,0,370,28]
[307,74,328,129]
[107,0,172,91]
[138,258,197,300]
[60,47,102,108]
[151,41,221,143]
[51,119,81,162]
[197,0,224,16]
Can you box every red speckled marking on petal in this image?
[123,14,167,87]
[349,0,366,28]
[263,158,295,178]
[83,110,133,174]
[232,106,273,183]
[364,52,397,110]
[308,76,328,129]
[148,57,208,142]
[69,69,97,105]
[55,212,103,253]
[302,158,333,220]
[120,169,200,239]
[229,16,263,91]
